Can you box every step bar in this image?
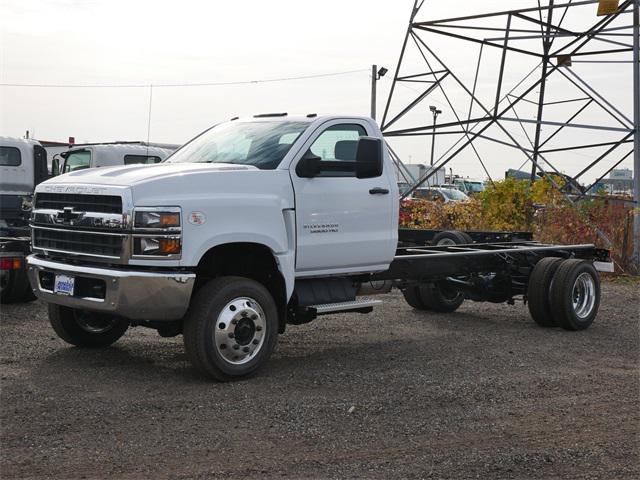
[310,298,382,315]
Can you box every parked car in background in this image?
[52,143,177,175]
[412,187,470,203]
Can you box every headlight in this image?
[133,236,181,256]
[132,207,182,257]
[134,209,181,229]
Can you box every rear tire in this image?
[421,282,465,313]
[402,285,431,311]
[48,304,129,347]
[527,257,564,327]
[183,276,279,381]
[550,260,600,331]
[432,230,472,246]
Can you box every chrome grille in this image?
[32,192,128,262]
[35,193,122,214]
[34,228,125,258]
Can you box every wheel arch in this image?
[195,242,289,333]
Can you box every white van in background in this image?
[52,142,178,175]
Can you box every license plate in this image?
[54,274,75,296]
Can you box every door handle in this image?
[369,187,389,195]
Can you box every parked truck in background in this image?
[1,137,49,303]
[52,142,177,175]
[1,139,176,303]
[25,114,612,381]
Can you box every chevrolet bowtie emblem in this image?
[57,206,84,225]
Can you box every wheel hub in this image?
[74,311,117,334]
[214,297,265,365]
[572,272,596,319]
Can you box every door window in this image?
[308,124,366,177]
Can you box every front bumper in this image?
[26,255,195,320]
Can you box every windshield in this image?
[166,121,309,170]
[63,150,90,173]
[441,188,469,201]
[470,182,484,192]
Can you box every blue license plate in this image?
[54,274,75,296]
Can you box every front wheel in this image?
[183,276,279,381]
[48,304,129,347]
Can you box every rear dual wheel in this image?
[432,230,473,246]
[527,258,600,331]
[402,282,464,313]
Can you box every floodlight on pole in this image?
[371,65,388,121]
[429,105,442,166]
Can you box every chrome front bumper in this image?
[26,255,195,320]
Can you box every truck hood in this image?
[45,162,259,187]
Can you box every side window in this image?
[0,146,21,166]
[63,151,91,173]
[306,124,366,177]
[124,155,163,165]
[310,124,365,161]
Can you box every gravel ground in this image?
[1,279,638,479]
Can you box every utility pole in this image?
[429,105,442,166]
[370,65,388,121]
[530,0,555,183]
[633,0,639,273]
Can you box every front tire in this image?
[48,304,129,347]
[183,276,279,381]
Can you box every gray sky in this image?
[0,0,634,183]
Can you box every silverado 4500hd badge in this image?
[303,223,339,234]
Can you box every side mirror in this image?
[52,157,60,176]
[355,137,383,179]
[296,151,322,178]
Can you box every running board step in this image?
[310,298,382,315]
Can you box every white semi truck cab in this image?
[26,114,611,381]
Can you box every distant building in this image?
[601,169,634,195]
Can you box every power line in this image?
[0,68,369,88]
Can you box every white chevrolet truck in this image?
[26,114,612,381]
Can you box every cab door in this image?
[289,120,395,276]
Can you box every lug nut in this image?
[243,347,250,353]
[220,344,227,350]
[256,326,262,332]
[251,314,258,320]
[233,344,239,350]
[231,319,238,325]
[252,339,259,345]
[241,311,248,317]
